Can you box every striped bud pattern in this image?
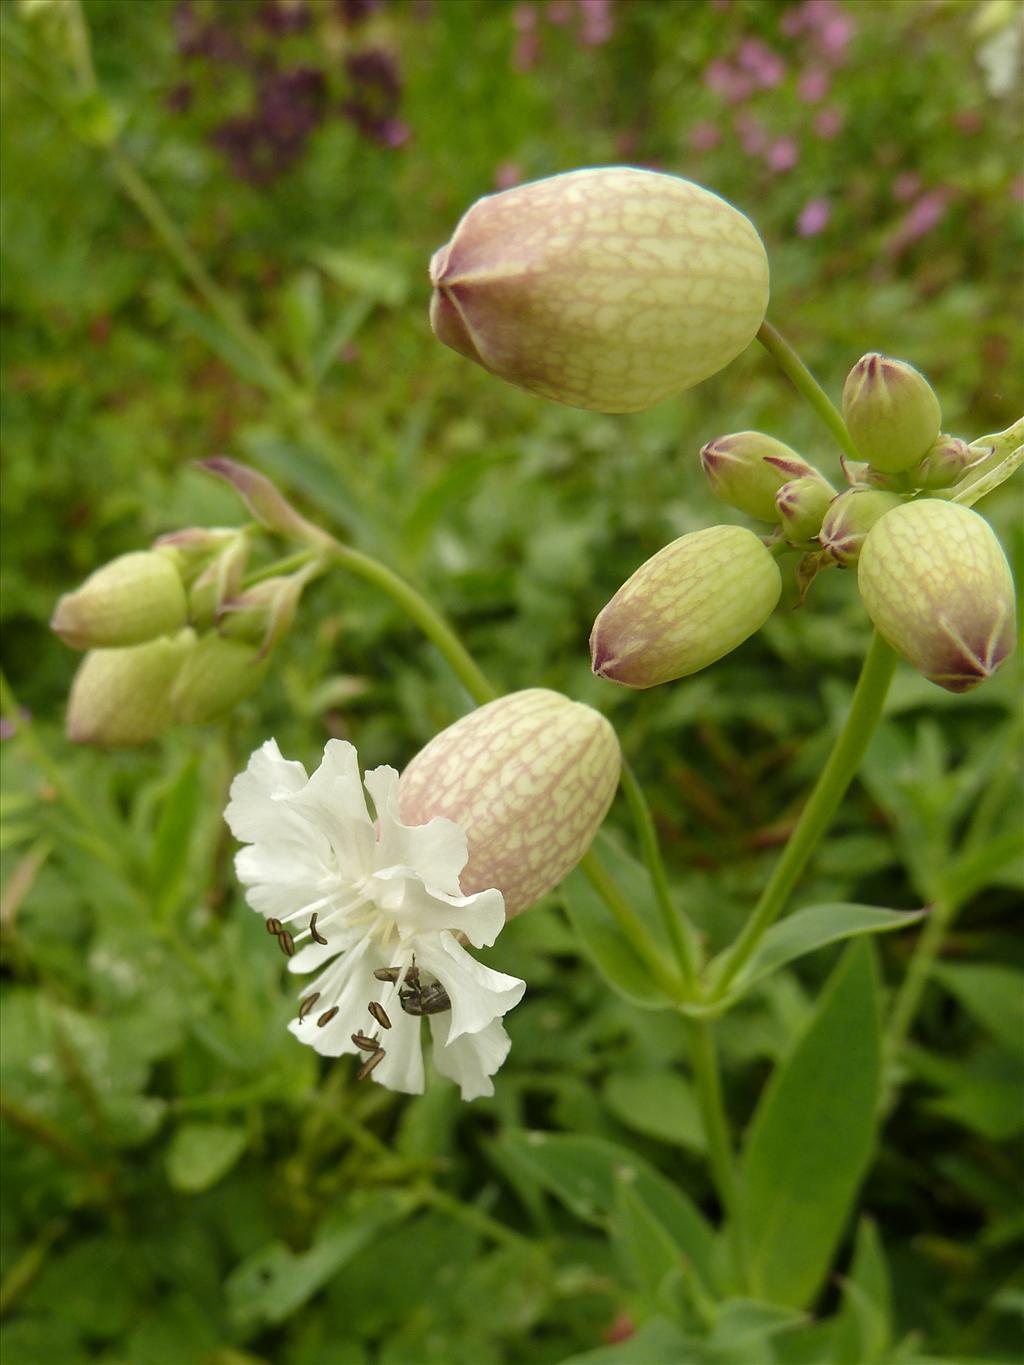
[430,167,769,414]
[590,525,781,688]
[858,500,1016,693]
[399,689,620,917]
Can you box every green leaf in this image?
[715,904,925,1003]
[930,963,1024,1056]
[165,1122,248,1194]
[310,247,409,306]
[498,1131,717,1294]
[739,940,882,1308]
[557,1317,691,1365]
[909,1044,1024,1139]
[603,1069,705,1152]
[833,1219,892,1365]
[147,752,203,914]
[610,1174,693,1319]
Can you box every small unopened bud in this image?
[590,525,781,688]
[911,435,978,490]
[198,458,330,548]
[775,476,836,544]
[819,489,904,566]
[430,167,769,414]
[66,631,195,746]
[51,551,187,651]
[700,432,821,521]
[170,634,270,724]
[188,536,250,630]
[153,527,241,584]
[218,565,315,657]
[842,353,941,473]
[858,500,1016,693]
[399,689,620,917]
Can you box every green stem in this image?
[576,849,686,1000]
[757,320,860,464]
[620,762,701,990]
[710,630,897,1001]
[884,897,959,1064]
[688,1019,747,1284]
[322,538,497,706]
[416,1184,531,1249]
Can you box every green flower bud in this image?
[430,166,769,414]
[153,527,241,585]
[858,500,1016,693]
[170,633,269,724]
[198,458,330,547]
[187,536,250,631]
[66,631,195,747]
[51,551,188,651]
[218,563,316,657]
[910,435,979,490]
[819,489,904,567]
[398,689,620,917]
[590,525,781,688]
[700,431,821,522]
[775,475,836,544]
[842,353,941,473]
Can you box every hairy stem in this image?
[711,630,898,1001]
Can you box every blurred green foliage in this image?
[1,1,1022,1362]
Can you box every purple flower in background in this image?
[212,66,327,183]
[705,58,754,104]
[797,67,830,102]
[813,105,843,139]
[737,37,786,89]
[797,196,830,236]
[1012,175,1024,203]
[0,708,30,741]
[546,0,572,21]
[343,48,409,145]
[888,188,952,255]
[766,136,799,172]
[335,0,383,25]
[891,170,922,203]
[734,110,769,155]
[494,161,523,189]
[689,121,722,152]
[513,3,540,69]
[174,0,247,63]
[258,1,311,36]
[578,0,614,47]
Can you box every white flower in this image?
[224,738,525,1100]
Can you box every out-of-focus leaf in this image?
[930,963,1024,1055]
[147,751,203,914]
[309,247,409,306]
[739,941,882,1308]
[165,1121,248,1193]
[908,1044,1024,1140]
[833,1218,892,1365]
[603,1069,705,1151]
[557,1317,691,1365]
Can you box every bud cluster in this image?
[52,465,322,745]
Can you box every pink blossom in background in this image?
[766,136,799,172]
[514,32,540,69]
[813,106,843,139]
[705,58,755,104]
[493,161,523,189]
[954,109,983,135]
[891,170,922,203]
[689,121,722,152]
[578,0,614,46]
[737,37,786,88]
[734,110,769,156]
[546,0,572,22]
[1012,175,1024,202]
[797,197,830,236]
[514,3,537,31]
[814,10,854,63]
[711,0,732,11]
[888,188,952,255]
[797,67,830,102]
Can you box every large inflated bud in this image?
[590,525,781,688]
[66,631,195,746]
[430,167,769,414]
[51,551,187,650]
[842,353,941,474]
[398,689,620,917]
[819,489,903,566]
[858,500,1016,693]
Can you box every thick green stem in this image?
[711,630,898,1001]
[688,1019,747,1284]
[757,321,860,464]
[620,762,701,990]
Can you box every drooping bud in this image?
[169,634,270,724]
[775,476,836,544]
[51,551,188,651]
[398,689,620,916]
[187,536,250,631]
[842,353,941,473]
[430,166,769,414]
[590,526,781,688]
[910,435,979,490]
[217,565,315,657]
[819,489,904,566]
[198,458,331,548]
[153,527,242,584]
[700,431,821,522]
[858,500,1016,693]
[66,631,195,746]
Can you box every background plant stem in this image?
[756,320,861,463]
[688,1019,748,1286]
